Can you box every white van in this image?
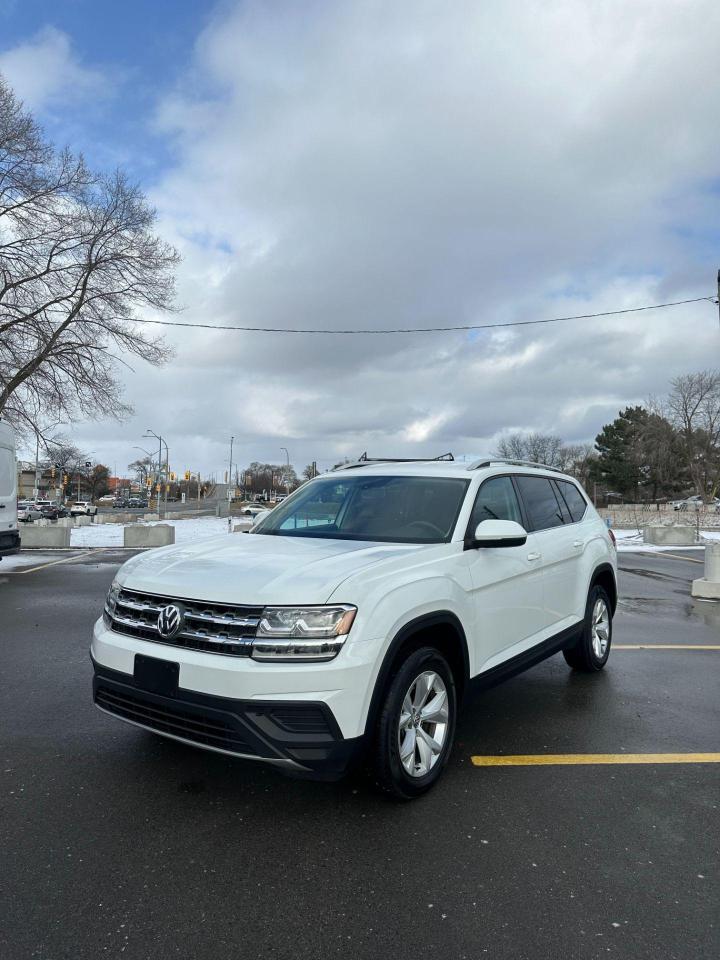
[0,421,21,558]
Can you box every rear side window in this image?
[469,476,523,530]
[556,480,587,523]
[515,475,565,531]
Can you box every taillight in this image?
[608,528,616,548]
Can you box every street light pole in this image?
[145,430,168,515]
[229,435,234,500]
[280,446,290,495]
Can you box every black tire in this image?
[563,584,613,672]
[372,646,457,800]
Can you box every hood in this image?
[118,532,425,605]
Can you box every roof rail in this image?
[466,458,566,474]
[333,452,455,472]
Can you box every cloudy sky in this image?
[1,0,719,478]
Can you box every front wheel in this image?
[563,585,613,672]
[372,647,457,799]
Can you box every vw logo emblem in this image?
[157,603,184,639]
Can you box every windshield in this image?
[252,474,469,543]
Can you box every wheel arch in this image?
[363,611,470,737]
[589,563,617,614]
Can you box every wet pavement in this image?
[1,548,718,960]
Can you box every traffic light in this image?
[146,477,152,488]
[63,474,69,486]
[50,465,56,481]
[169,471,176,481]
[184,470,191,481]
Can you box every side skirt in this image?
[469,623,583,692]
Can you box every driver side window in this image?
[470,476,523,530]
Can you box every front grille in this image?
[95,685,256,755]
[107,588,262,656]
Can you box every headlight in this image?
[104,580,121,623]
[252,605,357,662]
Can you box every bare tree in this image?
[0,74,178,438]
[496,432,564,467]
[666,371,720,497]
[557,443,597,485]
[128,456,154,483]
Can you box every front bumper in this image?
[92,659,364,780]
[0,530,20,557]
[91,615,374,779]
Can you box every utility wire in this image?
[133,295,715,336]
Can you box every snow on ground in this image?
[69,516,237,547]
[10,518,720,552]
[613,529,720,552]
[0,552,62,571]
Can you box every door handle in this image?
[573,540,582,548]
[527,551,541,562]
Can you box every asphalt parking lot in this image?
[1,549,718,960]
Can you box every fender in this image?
[589,561,618,613]
[363,610,470,737]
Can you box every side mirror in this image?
[470,518,527,548]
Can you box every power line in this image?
[133,295,715,336]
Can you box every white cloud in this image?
[0,26,105,112]
[19,2,720,476]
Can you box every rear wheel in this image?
[563,585,612,672]
[372,646,456,799]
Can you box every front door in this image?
[464,475,546,674]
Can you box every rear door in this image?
[464,475,547,671]
[513,474,584,631]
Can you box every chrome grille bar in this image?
[108,588,262,657]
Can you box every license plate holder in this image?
[134,654,179,698]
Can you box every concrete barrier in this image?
[20,525,71,548]
[99,512,133,524]
[124,524,175,548]
[74,515,92,526]
[232,518,253,532]
[691,541,720,599]
[643,524,696,546]
[143,513,160,522]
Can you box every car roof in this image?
[322,459,579,484]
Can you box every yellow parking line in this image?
[613,644,720,650]
[11,549,104,575]
[471,753,720,766]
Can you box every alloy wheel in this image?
[397,670,449,778]
[591,598,610,659]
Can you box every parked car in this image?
[38,503,61,520]
[112,498,129,509]
[93,457,617,799]
[240,505,271,518]
[673,495,720,511]
[127,497,148,509]
[97,495,115,504]
[17,502,43,522]
[70,501,98,517]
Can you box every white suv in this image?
[92,457,617,798]
[71,500,98,517]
